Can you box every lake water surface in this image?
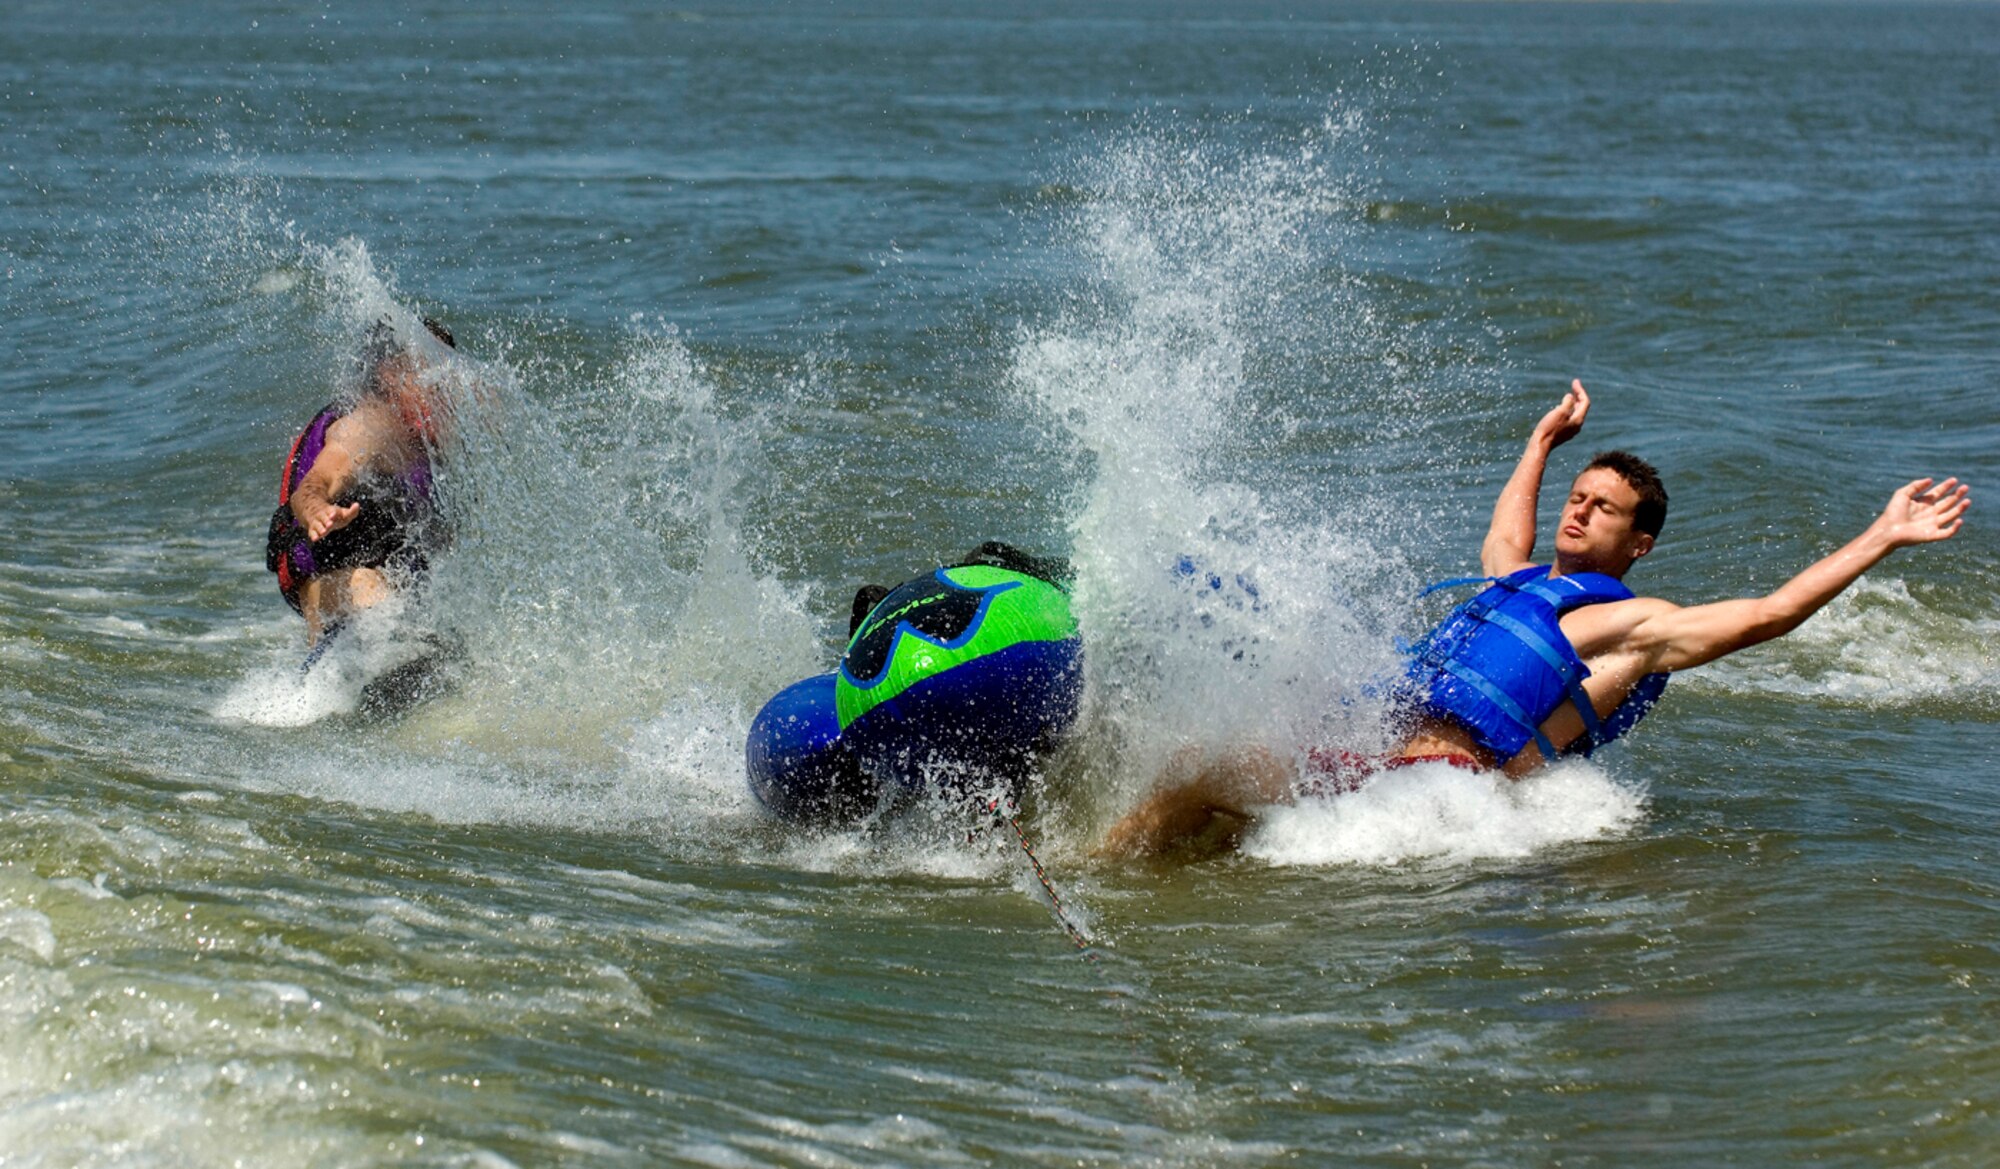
[3,2,1998,1164]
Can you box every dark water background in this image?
[4,2,1998,1164]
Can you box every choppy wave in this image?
[1364,197,1668,243]
[1685,576,2000,710]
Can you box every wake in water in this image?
[170,208,1066,881]
[214,593,457,727]
[1014,116,1648,867]
[1687,576,2000,710]
[184,220,824,839]
[179,111,1670,875]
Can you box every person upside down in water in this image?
[1099,379,1970,857]
[265,317,460,647]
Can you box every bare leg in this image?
[1096,745,1296,858]
[299,567,393,646]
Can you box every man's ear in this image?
[1630,532,1656,560]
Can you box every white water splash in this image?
[1245,759,1649,868]
[1016,118,1424,833]
[0,909,58,964]
[204,234,819,837]
[212,596,438,727]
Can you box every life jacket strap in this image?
[278,425,310,507]
[1417,574,1500,599]
[1438,658,1559,761]
[1465,605,1607,756]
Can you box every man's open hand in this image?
[299,498,362,542]
[1531,379,1591,451]
[1872,477,1969,550]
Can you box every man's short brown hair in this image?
[1585,450,1668,537]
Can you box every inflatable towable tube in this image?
[747,563,1083,826]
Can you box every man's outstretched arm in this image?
[1482,380,1591,577]
[1633,478,1970,673]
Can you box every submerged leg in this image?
[1096,745,1295,858]
[299,566,393,646]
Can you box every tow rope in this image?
[978,799,1097,957]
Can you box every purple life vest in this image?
[265,403,439,610]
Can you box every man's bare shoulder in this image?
[1558,594,1680,656]
[323,400,412,460]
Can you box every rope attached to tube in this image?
[977,798,1096,957]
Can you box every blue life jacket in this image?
[1406,565,1668,764]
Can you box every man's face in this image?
[376,355,450,444]
[1554,466,1654,576]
